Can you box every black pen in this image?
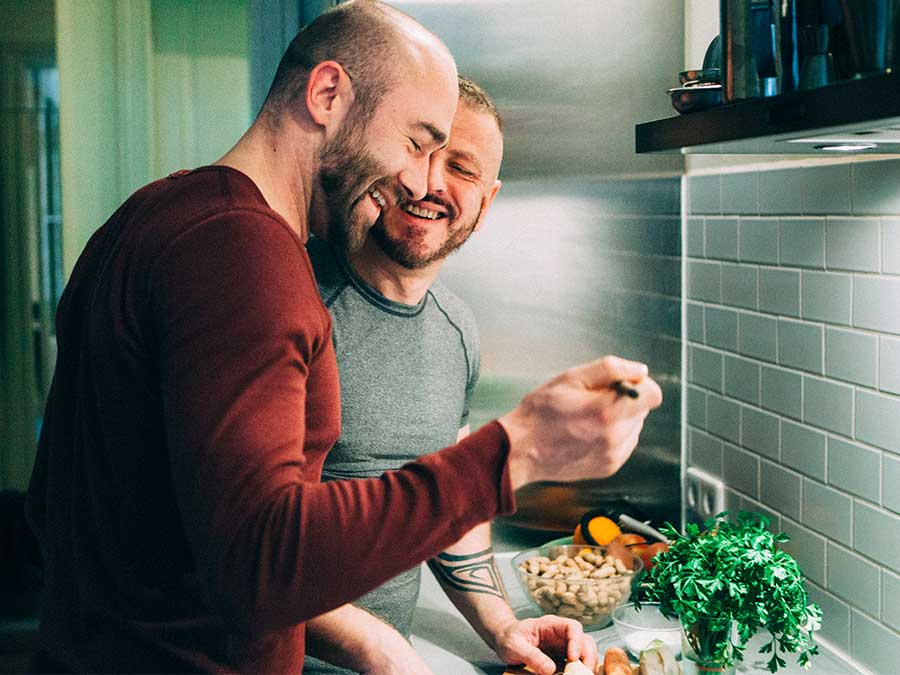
[613,380,639,399]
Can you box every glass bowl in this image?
[611,601,682,658]
[511,544,643,630]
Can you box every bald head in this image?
[261,0,455,128]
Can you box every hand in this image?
[500,355,662,489]
[492,616,598,675]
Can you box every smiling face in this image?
[368,102,503,269]
[318,55,458,254]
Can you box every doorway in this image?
[0,0,60,493]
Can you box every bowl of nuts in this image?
[512,544,643,630]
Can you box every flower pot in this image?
[680,619,736,675]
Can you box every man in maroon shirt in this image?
[26,1,661,673]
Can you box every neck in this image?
[348,237,440,305]
[216,118,316,240]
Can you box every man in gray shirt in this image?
[304,77,599,675]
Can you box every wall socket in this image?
[685,467,725,523]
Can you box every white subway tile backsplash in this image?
[851,158,900,216]
[807,584,851,653]
[688,162,900,672]
[780,218,825,268]
[803,163,852,216]
[705,218,739,260]
[738,218,779,264]
[687,260,722,302]
[686,301,705,343]
[884,454,900,515]
[802,478,853,545]
[738,312,778,362]
[851,608,900,675]
[686,217,705,257]
[781,518,826,586]
[759,168,803,215]
[690,345,723,392]
[759,268,800,317]
[824,327,877,388]
[825,217,881,272]
[741,406,780,460]
[853,275,900,334]
[759,459,800,519]
[723,442,759,498]
[686,385,707,430]
[782,420,827,481]
[760,365,803,420]
[854,501,900,574]
[689,428,724,476]
[706,394,742,445]
[801,270,852,325]
[723,355,760,404]
[827,436,881,503]
[722,172,759,215]
[827,542,881,617]
[879,336,900,396]
[882,217,900,274]
[705,307,738,351]
[778,319,823,374]
[855,389,900,456]
[803,375,854,437]
[882,569,900,633]
[722,264,758,309]
[689,174,721,215]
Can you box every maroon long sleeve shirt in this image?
[26,166,515,673]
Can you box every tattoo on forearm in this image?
[428,547,506,600]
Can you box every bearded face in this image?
[317,108,396,254]
[369,195,483,269]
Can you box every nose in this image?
[426,159,447,195]
[398,155,429,201]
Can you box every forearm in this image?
[305,604,410,671]
[427,521,516,650]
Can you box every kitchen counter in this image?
[410,523,865,675]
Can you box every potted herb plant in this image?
[637,511,822,674]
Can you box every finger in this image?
[514,643,557,675]
[579,633,599,671]
[561,619,586,663]
[568,355,648,391]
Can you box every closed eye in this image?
[409,137,423,152]
[450,163,476,178]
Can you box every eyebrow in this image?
[414,122,447,146]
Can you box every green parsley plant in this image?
[637,511,822,672]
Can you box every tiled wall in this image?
[686,158,900,674]
[441,176,682,525]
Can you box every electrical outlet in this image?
[685,467,725,523]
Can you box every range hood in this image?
[636,71,900,154]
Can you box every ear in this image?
[306,60,354,131]
[472,180,501,233]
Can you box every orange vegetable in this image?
[603,646,632,675]
[574,512,622,546]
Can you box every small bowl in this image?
[612,602,682,658]
[668,84,722,114]
[512,544,643,630]
[678,68,721,85]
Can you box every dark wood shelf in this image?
[636,71,900,154]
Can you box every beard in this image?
[370,198,482,270]
[318,110,392,254]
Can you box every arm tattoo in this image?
[428,547,507,600]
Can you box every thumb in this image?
[568,355,648,391]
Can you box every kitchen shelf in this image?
[635,71,900,154]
